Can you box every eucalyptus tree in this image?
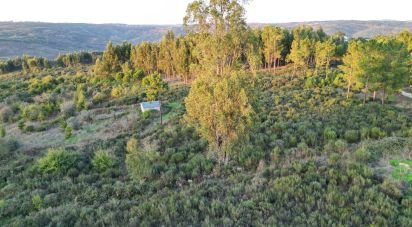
[315,38,336,78]
[184,0,249,75]
[131,42,159,75]
[158,31,177,79]
[261,26,286,73]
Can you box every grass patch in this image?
[390,159,412,184]
[162,102,182,122]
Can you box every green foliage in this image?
[28,75,57,94]
[32,195,43,211]
[125,138,159,181]
[390,160,412,184]
[1,6,412,225]
[0,125,5,138]
[21,102,57,121]
[0,57,23,74]
[60,101,76,118]
[56,52,93,67]
[0,105,13,123]
[371,127,386,139]
[92,92,106,104]
[92,150,115,173]
[0,139,18,160]
[344,130,360,143]
[65,126,73,139]
[185,73,255,163]
[74,85,88,111]
[22,55,50,73]
[324,127,337,141]
[142,72,168,101]
[94,42,132,77]
[37,148,82,175]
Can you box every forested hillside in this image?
[0,22,183,59]
[0,20,411,59]
[0,0,412,226]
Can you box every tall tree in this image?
[185,73,254,163]
[288,38,313,76]
[397,30,412,53]
[131,42,159,75]
[261,26,286,73]
[246,29,263,75]
[158,31,177,78]
[184,0,249,75]
[365,37,411,104]
[315,38,336,78]
[339,40,365,99]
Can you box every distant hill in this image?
[265,20,412,38]
[0,22,183,59]
[0,20,410,59]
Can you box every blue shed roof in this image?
[140,101,161,109]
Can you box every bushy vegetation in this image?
[0,0,411,225]
[36,148,84,175]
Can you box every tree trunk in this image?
[373,91,376,101]
[381,88,385,105]
[346,83,351,99]
[363,79,369,104]
[293,63,297,77]
[325,58,330,80]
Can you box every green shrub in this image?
[370,127,385,139]
[142,110,152,119]
[37,148,81,175]
[24,124,35,132]
[133,69,145,81]
[60,101,75,118]
[334,139,348,153]
[18,120,25,130]
[125,138,158,181]
[0,125,5,138]
[344,130,360,143]
[115,72,124,82]
[355,146,371,162]
[0,105,13,123]
[324,127,337,141]
[92,150,115,172]
[65,126,73,139]
[0,139,10,160]
[92,92,106,104]
[32,194,43,211]
[67,117,80,130]
[360,127,370,140]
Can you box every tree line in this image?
[0,55,51,74]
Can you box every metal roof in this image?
[140,101,161,110]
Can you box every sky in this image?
[0,0,411,24]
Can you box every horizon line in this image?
[0,19,411,26]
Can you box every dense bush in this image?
[0,57,411,226]
[344,129,360,143]
[92,150,115,173]
[0,105,13,123]
[21,102,57,121]
[36,148,84,175]
[60,101,76,118]
[125,138,158,182]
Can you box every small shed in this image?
[140,101,161,112]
